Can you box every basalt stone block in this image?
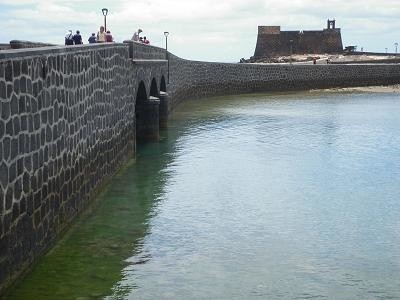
[28,115,33,133]
[27,78,32,94]
[5,61,12,83]
[32,82,38,98]
[0,186,4,214]
[19,96,26,114]
[8,162,16,184]
[12,61,21,78]
[5,187,12,211]
[32,152,38,170]
[41,110,47,124]
[13,117,20,136]
[10,94,19,115]
[0,81,6,100]
[13,79,20,95]
[29,134,36,152]
[38,149,43,169]
[17,158,23,177]
[24,156,32,172]
[0,120,4,139]
[26,194,33,216]
[10,138,19,161]
[18,134,25,155]
[6,84,12,99]
[0,235,9,259]
[48,109,54,125]
[21,61,28,75]
[1,102,10,120]
[5,119,13,136]
[33,191,41,211]
[22,172,30,194]
[0,163,7,190]
[20,115,27,132]
[20,76,27,93]
[14,178,22,201]
[33,113,40,131]
[31,98,38,114]
[3,137,10,161]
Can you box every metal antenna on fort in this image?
[102,8,108,31]
[164,31,170,84]
[395,43,398,54]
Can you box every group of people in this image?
[131,29,150,45]
[65,26,114,45]
[65,30,82,45]
[65,27,152,46]
[92,26,114,43]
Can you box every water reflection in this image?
[6,130,182,299]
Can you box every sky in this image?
[0,0,399,62]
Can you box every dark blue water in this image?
[8,91,400,299]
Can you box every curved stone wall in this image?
[167,55,400,108]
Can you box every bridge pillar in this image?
[159,91,169,128]
[136,96,160,141]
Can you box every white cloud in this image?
[0,0,399,61]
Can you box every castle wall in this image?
[254,26,343,58]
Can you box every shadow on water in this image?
[5,127,184,299]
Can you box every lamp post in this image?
[289,40,293,65]
[385,47,388,54]
[102,8,108,31]
[395,43,398,54]
[164,31,169,83]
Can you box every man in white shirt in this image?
[131,29,143,42]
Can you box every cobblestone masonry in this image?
[0,44,136,292]
[167,55,400,108]
[1,41,400,294]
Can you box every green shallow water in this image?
[6,91,400,299]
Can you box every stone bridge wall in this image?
[167,55,400,108]
[0,44,136,292]
[1,41,400,294]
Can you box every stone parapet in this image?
[0,44,135,293]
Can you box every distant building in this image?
[254,20,343,58]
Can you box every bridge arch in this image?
[136,81,147,104]
[150,78,159,97]
[160,75,166,92]
[135,80,159,141]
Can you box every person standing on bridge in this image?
[88,33,97,44]
[65,30,74,45]
[131,28,142,42]
[73,30,83,45]
[105,30,114,42]
[97,26,106,43]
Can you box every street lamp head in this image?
[164,31,169,37]
[102,8,108,16]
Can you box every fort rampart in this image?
[0,41,400,293]
[253,21,343,58]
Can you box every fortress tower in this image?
[253,20,343,58]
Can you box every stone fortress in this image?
[254,19,343,59]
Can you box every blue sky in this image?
[0,0,399,62]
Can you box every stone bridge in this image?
[1,40,400,293]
